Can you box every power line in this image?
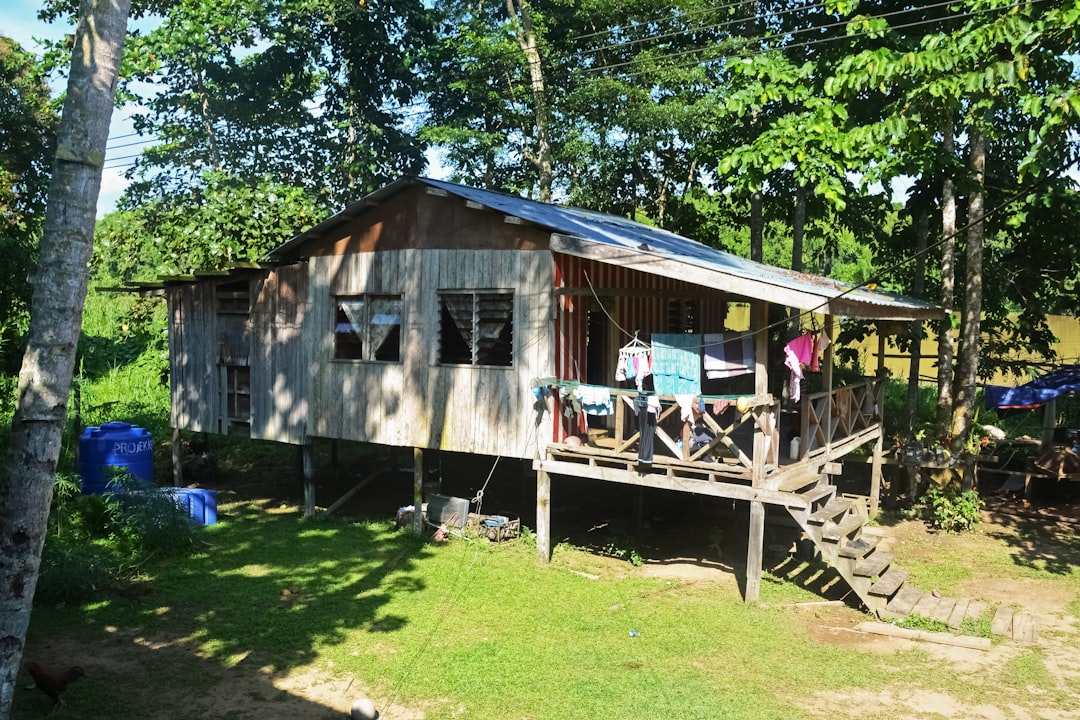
[580,0,833,57]
[583,0,1034,77]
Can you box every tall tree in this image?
[119,0,430,209]
[0,1,131,716]
[0,38,57,375]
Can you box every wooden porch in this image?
[533,376,899,609]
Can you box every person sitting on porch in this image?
[689,401,717,456]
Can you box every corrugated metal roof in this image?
[266,176,943,321]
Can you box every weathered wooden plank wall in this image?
[169,283,220,433]
[251,263,309,444]
[305,248,553,459]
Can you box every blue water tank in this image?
[78,422,154,493]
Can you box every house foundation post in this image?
[870,345,887,519]
[302,440,315,517]
[536,468,551,563]
[745,299,770,603]
[171,427,183,486]
[746,500,765,601]
[412,447,425,536]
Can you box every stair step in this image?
[798,483,835,506]
[822,514,865,542]
[931,597,958,624]
[839,535,881,560]
[807,498,852,526]
[911,592,941,617]
[778,468,823,493]
[868,566,909,597]
[854,551,894,578]
[885,585,923,615]
[947,598,970,629]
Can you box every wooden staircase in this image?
[780,470,911,616]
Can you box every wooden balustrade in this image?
[799,378,883,461]
[549,384,778,477]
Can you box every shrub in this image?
[37,472,205,603]
[924,486,984,533]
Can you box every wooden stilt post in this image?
[632,486,645,533]
[746,299,770,603]
[871,338,887,520]
[412,447,424,536]
[746,500,765,602]
[302,440,315,517]
[171,427,184,487]
[536,469,551,563]
[823,314,835,455]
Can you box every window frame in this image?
[437,290,514,368]
[216,279,250,315]
[332,293,403,363]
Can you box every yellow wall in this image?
[850,314,1080,387]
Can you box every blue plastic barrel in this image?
[78,421,154,493]
[166,488,218,526]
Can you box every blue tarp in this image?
[985,366,1080,409]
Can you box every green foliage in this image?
[924,486,984,534]
[38,472,205,604]
[0,37,57,374]
[897,613,950,633]
[106,0,430,208]
[96,173,323,282]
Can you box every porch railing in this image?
[799,378,884,461]
[550,384,779,477]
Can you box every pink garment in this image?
[784,334,815,403]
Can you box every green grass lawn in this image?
[17,492,1080,719]
[15,496,893,719]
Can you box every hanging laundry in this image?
[651,333,701,395]
[635,393,656,465]
[573,384,615,416]
[617,335,652,391]
[812,328,831,372]
[784,333,816,403]
[703,333,754,379]
[674,393,697,422]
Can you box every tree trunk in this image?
[788,184,808,335]
[0,1,130,716]
[507,0,552,203]
[950,123,986,469]
[906,205,929,431]
[936,119,957,433]
[750,188,763,263]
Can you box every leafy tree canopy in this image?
[0,36,57,373]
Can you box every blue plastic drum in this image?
[78,421,154,493]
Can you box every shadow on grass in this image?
[20,501,435,719]
[981,497,1080,576]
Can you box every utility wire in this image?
[584,0,1039,76]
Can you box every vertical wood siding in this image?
[169,283,220,433]
[250,264,309,444]
[550,253,728,440]
[306,248,554,459]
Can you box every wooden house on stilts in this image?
[154,176,944,609]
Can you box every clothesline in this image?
[530,377,762,402]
